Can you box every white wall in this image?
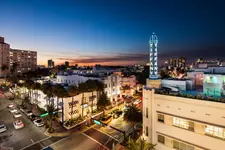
[143,88,225,150]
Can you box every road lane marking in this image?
[41,137,68,150]
[82,133,109,150]
[30,139,34,143]
[92,127,120,142]
[20,136,51,150]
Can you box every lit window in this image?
[205,125,225,139]
[173,117,194,131]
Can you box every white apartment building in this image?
[56,73,121,101]
[20,87,98,122]
[143,86,225,150]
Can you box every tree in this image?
[86,80,98,114]
[95,80,104,99]
[10,62,18,76]
[68,85,78,121]
[121,85,131,93]
[46,104,58,133]
[55,84,68,123]
[78,82,88,117]
[33,82,41,104]
[1,64,8,81]
[126,137,156,150]
[41,82,53,105]
[97,92,111,114]
[123,106,142,123]
[24,79,34,101]
[123,105,142,137]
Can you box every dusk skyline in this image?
[1,0,225,66]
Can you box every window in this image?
[158,135,164,144]
[158,114,164,123]
[173,140,194,150]
[205,125,225,139]
[146,107,148,118]
[146,126,148,136]
[173,117,194,131]
[104,84,107,88]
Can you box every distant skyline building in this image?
[48,59,54,68]
[65,61,69,67]
[10,49,37,74]
[149,33,158,79]
[168,57,186,68]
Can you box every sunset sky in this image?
[0,0,225,66]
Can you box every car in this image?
[0,122,7,133]
[8,103,14,108]
[25,110,32,116]
[33,119,44,127]
[19,105,27,113]
[13,111,22,118]
[133,99,141,105]
[113,111,123,119]
[9,107,18,113]
[13,120,24,130]
[29,114,39,121]
[8,97,15,100]
[101,115,112,124]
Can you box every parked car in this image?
[19,105,27,113]
[29,114,39,121]
[13,111,22,118]
[113,111,123,119]
[9,107,18,113]
[101,115,112,124]
[25,110,32,116]
[8,103,14,108]
[33,119,44,127]
[13,120,24,130]
[0,122,7,133]
[133,99,141,105]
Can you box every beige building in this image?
[143,84,225,150]
[10,49,37,74]
[0,37,10,77]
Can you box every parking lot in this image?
[0,94,48,150]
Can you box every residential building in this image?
[0,37,10,77]
[121,75,136,96]
[56,73,121,102]
[143,88,225,150]
[48,59,54,68]
[168,57,186,68]
[10,49,37,74]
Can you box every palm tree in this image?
[95,80,104,99]
[10,62,18,76]
[85,80,97,114]
[41,82,52,105]
[46,104,58,133]
[24,79,34,101]
[78,82,88,118]
[1,64,8,81]
[123,105,142,137]
[68,85,78,121]
[33,82,41,104]
[55,85,68,123]
[126,137,156,150]
[97,92,111,115]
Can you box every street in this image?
[0,95,48,150]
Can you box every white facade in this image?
[20,87,98,122]
[56,73,121,101]
[143,87,225,150]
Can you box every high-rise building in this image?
[65,61,69,67]
[48,59,54,68]
[10,49,37,74]
[168,57,186,68]
[0,37,10,77]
